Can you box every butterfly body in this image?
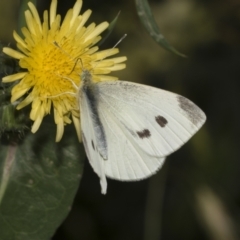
[80,70,108,160]
[79,70,206,194]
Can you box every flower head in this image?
[2,0,127,141]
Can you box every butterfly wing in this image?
[99,105,166,180]
[96,80,206,180]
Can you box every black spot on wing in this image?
[91,140,95,150]
[177,96,205,125]
[155,115,168,127]
[137,129,151,139]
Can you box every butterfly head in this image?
[80,69,93,85]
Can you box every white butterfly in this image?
[79,70,206,194]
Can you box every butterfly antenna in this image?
[54,41,87,73]
[53,41,75,62]
[112,34,127,49]
[54,34,127,76]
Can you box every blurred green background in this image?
[1,0,240,239]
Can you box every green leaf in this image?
[0,117,85,240]
[98,12,121,46]
[135,0,186,57]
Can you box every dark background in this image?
[2,0,240,239]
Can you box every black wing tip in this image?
[177,95,206,127]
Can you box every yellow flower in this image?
[2,0,127,142]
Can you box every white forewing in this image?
[96,81,206,159]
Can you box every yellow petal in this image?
[84,22,109,42]
[112,56,127,64]
[70,0,83,27]
[72,114,82,142]
[107,63,126,71]
[28,2,42,33]
[92,48,119,60]
[2,72,27,82]
[50,0,57,25]
[16,94,34,109]
[25,10,36,35]
[31,116,43,133]
[11,87,30,102]
[76,9,92,32]
[13,31,28,48]
[3,47,25,59]
[56,121,64,142]
[30,100,42,120]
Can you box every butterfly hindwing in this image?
[98,104,166,180]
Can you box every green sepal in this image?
[0,104,29,140]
